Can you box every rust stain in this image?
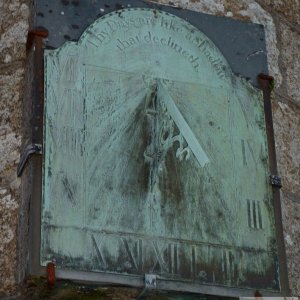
[47,262,56,288]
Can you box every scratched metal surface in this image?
[42,9,279,291]
[35,0,268,88]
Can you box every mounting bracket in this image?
[17,143,42,177]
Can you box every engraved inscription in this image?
[116,32,204,74]
[247,199,263,229]
[83,12,227,79]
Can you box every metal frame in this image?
[258,74,290,295]
[27,28,48,278]
[25,15,290,299]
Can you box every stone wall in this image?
[0,0,299,298]
[0,0,30,298]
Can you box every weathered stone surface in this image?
[0,187,19,297]
[0,68,24,131]
[257,0,300,26]
[257,2,300,295]
[0,1,29,296]
[273,99,300,296]
[0,126,21,176]
[0,1,30,63]
[277,22,300,105]
[0,117,21,297]
[273,100,300,195]
[0,68,23,295]
[281,190,300,296]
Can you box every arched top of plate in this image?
[45,8,240,88]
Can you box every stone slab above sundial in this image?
[41,8,282,295]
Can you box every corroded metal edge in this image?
[27,28,48,279]
[258,73,290,296]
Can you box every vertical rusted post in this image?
[27,29,48,144]
[47,262,56,288]
[258,74,277,175]
[254,290,262,299]
[27,28,48,276]
[258,74,290,296]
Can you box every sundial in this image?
[41,7,286,296]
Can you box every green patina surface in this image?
[42,8,279,292]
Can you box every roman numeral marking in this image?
[191,245,196,278]
[168,243,178,274]
[241,139,247,166]
[87,233,266,283]
[91,234,106,268]
[151,241,178,274]
[122,238,143,271]
[247,199,263,229]
[152,241,168,273]
[221,250,235,284]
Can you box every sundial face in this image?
[42,8,281,294]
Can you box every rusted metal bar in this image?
[19,29,48,177]
[26,28,48,53]
[27,28,48,278]
[258,73,290,296]
[254,290,262,299]
[258,74,277,175]
[31,28,48,144]
[47,262,56,287]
